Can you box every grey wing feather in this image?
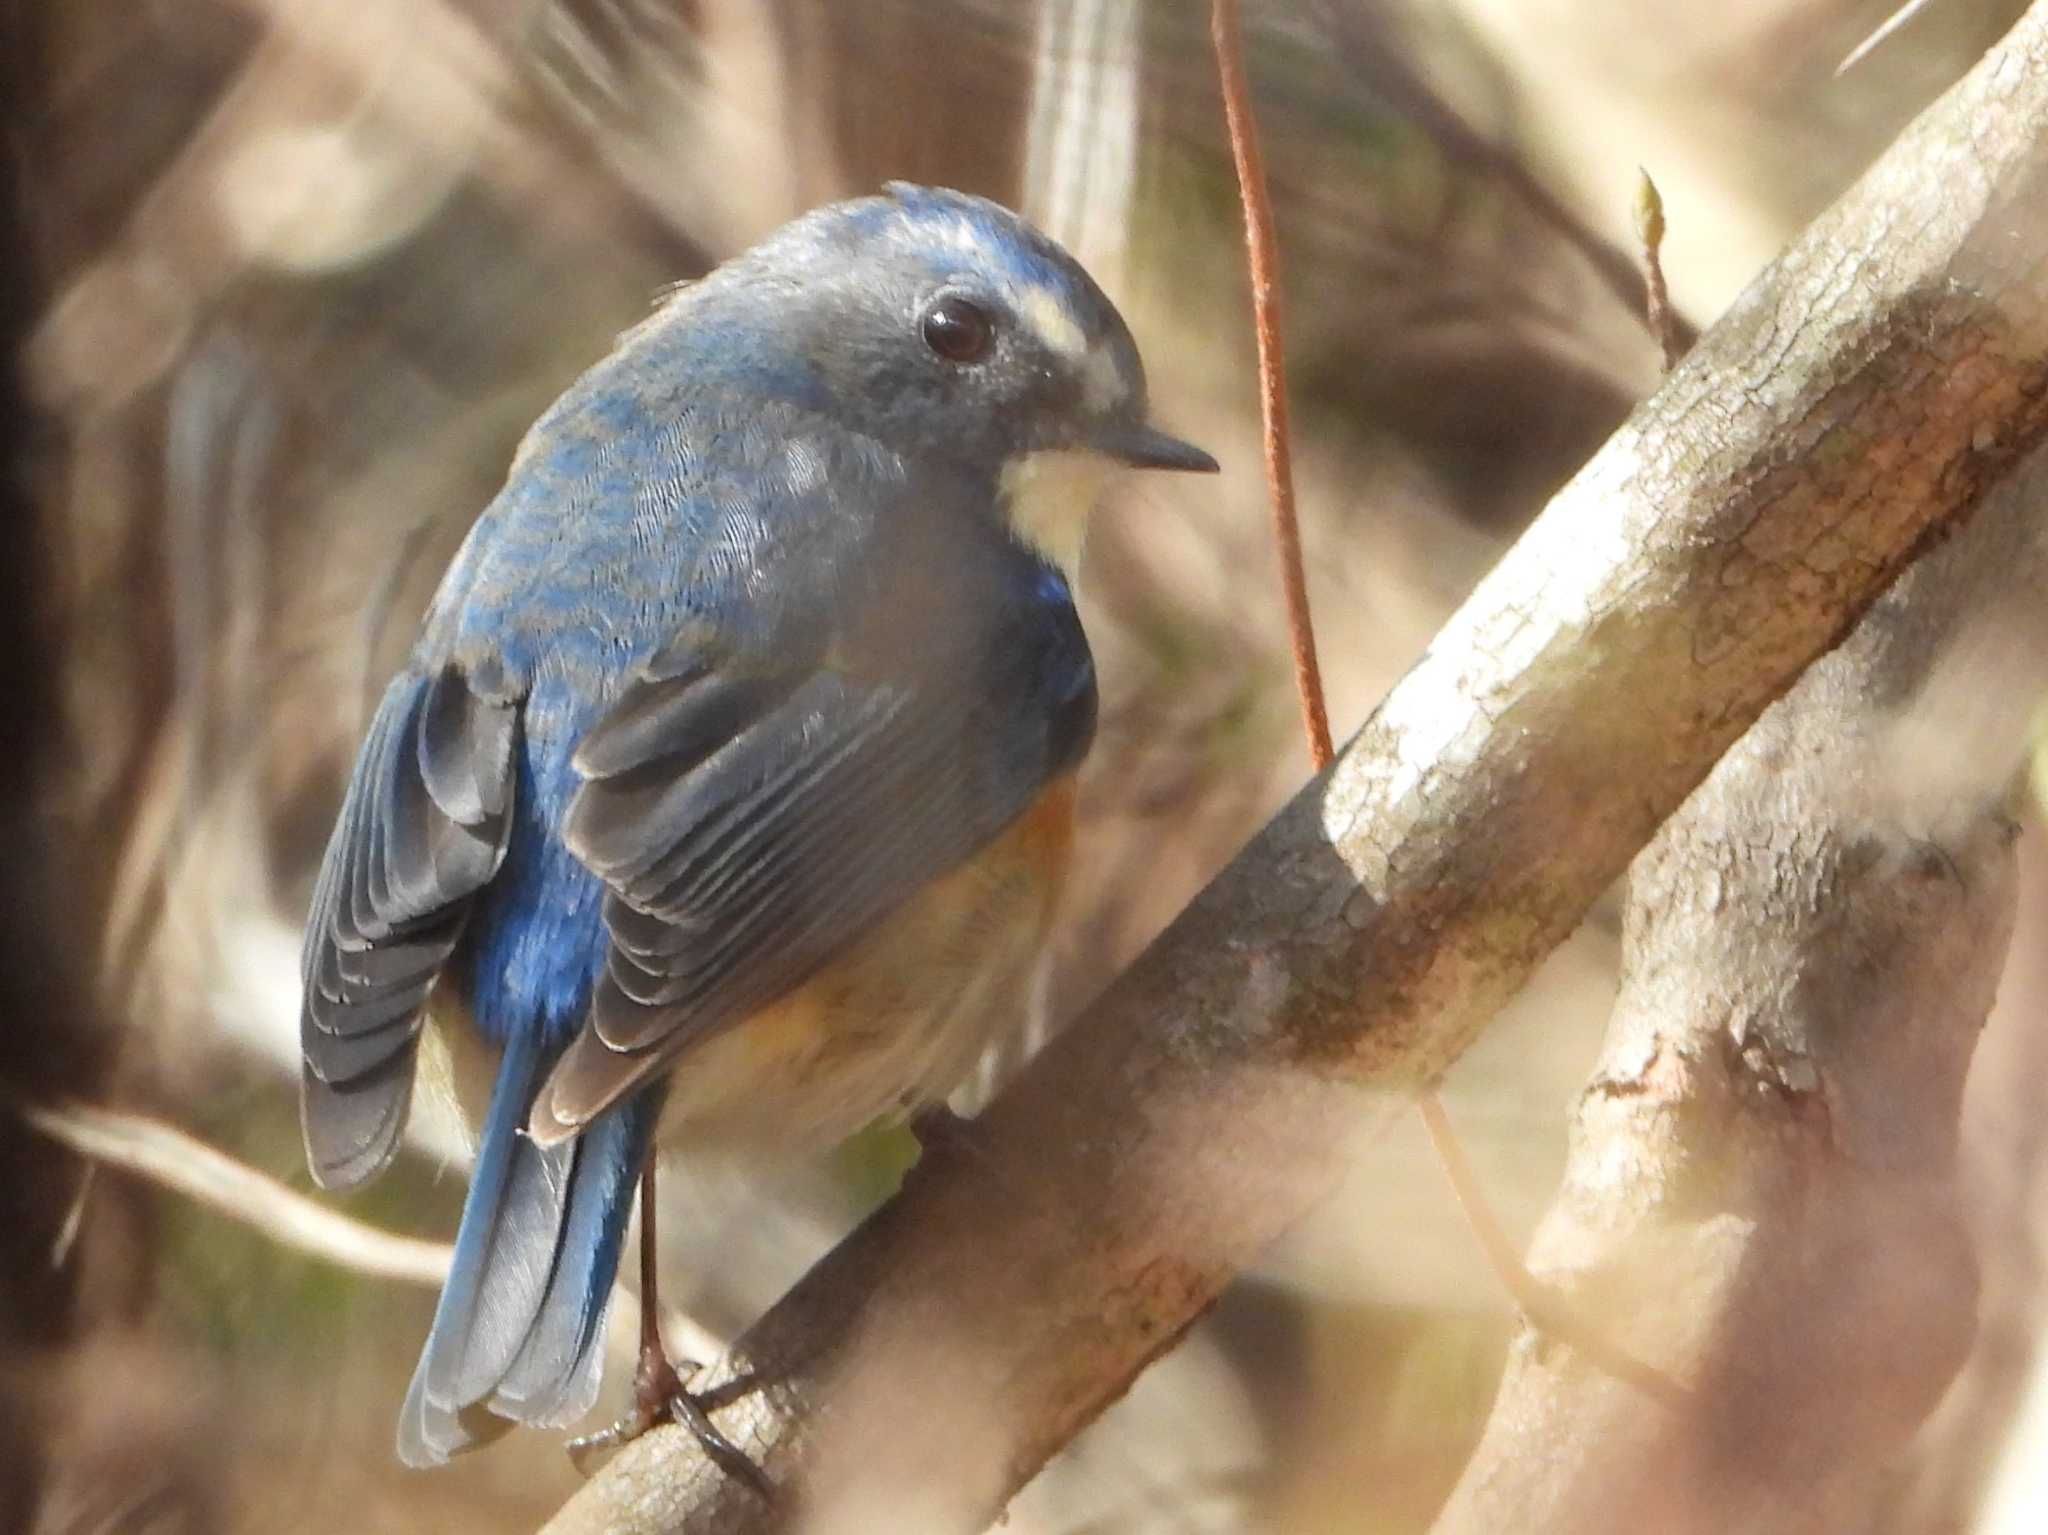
[573,673,953,1029]
[299,663,518,1188]
[535,593,1090,1138]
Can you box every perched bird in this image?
[298,183,1216,1470]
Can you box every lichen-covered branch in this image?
[547,8,2048,1531]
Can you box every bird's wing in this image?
[536,567,1095,1140]
[299,663,518,1187]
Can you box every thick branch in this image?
[547,9,2048,1531]
[1432,390,2048,1535]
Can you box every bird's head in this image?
[674,183,1217,574]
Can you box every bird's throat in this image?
[997,449,1118,579]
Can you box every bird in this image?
[296,182,1217,1473]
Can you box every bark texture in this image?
[546,7,2048,1531]
[1432,416,2048,1535]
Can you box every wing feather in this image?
[533,548,1096,1142]
[299,663,519,1187]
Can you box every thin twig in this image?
[1634,169,1683,371]
[1211,0,1684,1410]
[1211,0,1334,771]
[1837,0,1940,77]
[14,1092,730,1370]
[10,1094,452,1286]
[1307,0,1699,357]
[1417,1093,1687,1408]
[51,1158,95,1270]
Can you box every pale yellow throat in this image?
[998,448,1122,577]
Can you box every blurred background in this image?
[5,0,2047,1530]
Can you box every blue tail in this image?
[398,1028,658,1466]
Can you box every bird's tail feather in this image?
[398,1029,657,1467]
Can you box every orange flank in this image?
[651,772,1081,1147]
[1004,772,1079,896]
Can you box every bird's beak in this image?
[1092,421,1220,474]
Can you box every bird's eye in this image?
[920,296,994,363]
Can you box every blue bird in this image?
[298,183,1217,1472]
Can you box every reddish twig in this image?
[1211,0,1334,772]
[1210,0,1684,1409]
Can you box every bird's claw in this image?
[565,1353,772,1502]
[564,1407,655,1473]
[909,1102,976,1160]
[667,1387,774,1501]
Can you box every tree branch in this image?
[545,7,2048,1529]
[1431,385,2048,1535]
[1222,0,1682,1407]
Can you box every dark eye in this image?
[920,296,994,363]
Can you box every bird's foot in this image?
[908,1102,977,1160]
[566,1347,772,1501]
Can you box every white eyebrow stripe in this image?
[1014,284,1088,358]
[1081,351,1123,413]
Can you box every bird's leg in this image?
[565,1161,772,1500]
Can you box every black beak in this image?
[1093,422,1220,474]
